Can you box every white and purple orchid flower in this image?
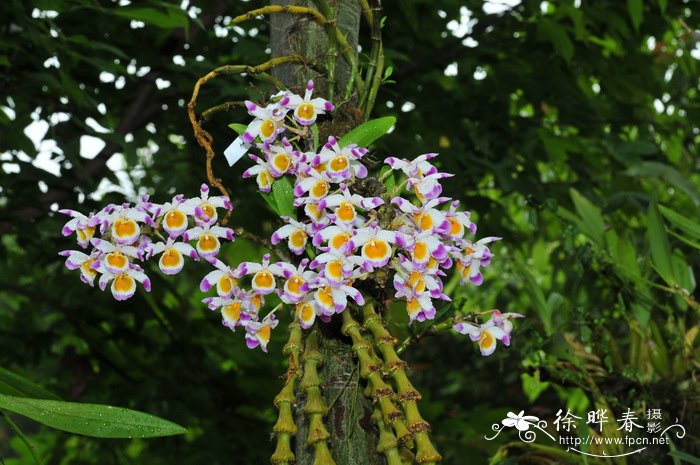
[286,80,334,125]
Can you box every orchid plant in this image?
[59,81,521,465]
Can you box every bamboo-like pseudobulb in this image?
[271,322,303,465]
[362,304,442,465]
[340,311,406,428]
[372,405,404,465]
[299,331,336,465]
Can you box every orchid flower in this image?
[93,262,151,301]
[321,183,383,224]
[59,209,100,248]
[271,217,316,255]
[313,136,368,181]
[183,223,235,257]
[245,313,279,352]
[234,254,288,295]
[453,318,508,356]
[242,98,290,144]
[181,183,233,226]
[286,80,334,125]
[147,238,198,275]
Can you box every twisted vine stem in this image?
[186,55,309,224]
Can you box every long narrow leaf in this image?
[0,394,186,438]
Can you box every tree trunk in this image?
[270,2,381,464]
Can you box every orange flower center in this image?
[297,103,315,120]
[331,233,351,249]
[329,156,349,172]
[363,240,389,260]
[218,275,233,294]
[258,325,271,342]
[223,302,241,322]
[449,217,463,236]
[199,203,215,220]
[76,226,96,243]
[336,202,355,222]
[290,229,307,248]
[114,274,134,293]
[258,169,272,188]
[165,210,186,229]
[297,302,315,322]
[81,258,97,278]
[413,242,428,261]
[107,252,128,269]
[254,271,274,288]
[311,181,329,198]
[287,276,304,294]
[317,286,334,307]
[161,249,181,268]
[327,260,343,279]
[479,330,494,349]
[199,234,219,251]
[260,119,276,139]
[114,218,137,238]
[273,154,292,173]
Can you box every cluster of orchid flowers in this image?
[59,80,520,356]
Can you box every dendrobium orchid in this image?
[60,84,517,361]
[242,98,290,144]
[286,80,334,126]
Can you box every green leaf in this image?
[111,7,188,30]
[0,367,59,400]
[669,451,700,465]
[627,0,643,31]
[658,0,667,13]
[538,19,574,62]
[569,189,606,246]
[0,394,186,438]
[659,205,700,241]
[338,116,396,148]
[513,259,552,335]
[647,200,676,285]
[228,123,247,136]
[625,162,700,206]
[259,192,280,215]
[272,177,295,218]
[521,371,550,403]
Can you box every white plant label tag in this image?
[224,137,249,167]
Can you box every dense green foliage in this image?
[0,1,698,464]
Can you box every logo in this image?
[485,408,686,458]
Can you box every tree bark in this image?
[269,2,381,464]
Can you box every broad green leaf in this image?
[310,123,319,152]
[272,177,296,218]
[0,367,59,400]
[338,116,396,148]
[228,123,247,136]
[570,189,605,246]
[538,19,574,62]
[0,394,186,438]
[627,0,643,31]
[658,0,668,13]
[659,205,700,241]
[647,200,676,285]
[111,7,188,30]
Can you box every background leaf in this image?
[338,116,396,148]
